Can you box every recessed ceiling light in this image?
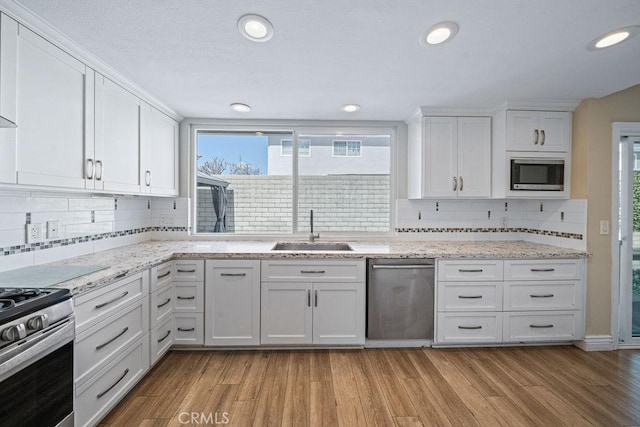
[230,103,251,112]
[238,14,274,42]
[420,21,459,46]
[587,26,640,50]
[341,104,360,113]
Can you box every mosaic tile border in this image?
[395,227,583,240]
[1,226,188,256]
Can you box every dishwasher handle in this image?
[371,264,434,270]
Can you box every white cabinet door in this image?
[15,25,93,189]
[538,111,571,152]
[0,14,18,184]
[506,110,539,151]
[312,282,365,345]
[260,282,312,345]
[456,117,491,198]
[140,104,178,196]
[506,110,571,152]
[205,260,260,346]
[423,117,458,198]
[94,74,141,193]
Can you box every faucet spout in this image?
[309,209,319,242]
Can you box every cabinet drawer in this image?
[174,313,204,345]
[437,282,502,311]
[74,337,149,427]
[75,297,149,386]
[261,259,364,282]
[150,261,173,292]
[174,282,204,312]
[150,285,173,326]
[503,311,582,342]
[74,272,148,334]
[436,312,502,343]
[150,315,174,365]
[173,260,204,281]
[504,281,581,311]
[437,260,503,282]
[504,259,581,281]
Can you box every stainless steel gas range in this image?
[0,287,74,427]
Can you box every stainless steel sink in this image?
[271,242,353,251]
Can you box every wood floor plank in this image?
[309,379,339,427]
[485,396,536,427]
[366,349,418,418]
[310,351,332,382]
[351,351,396,426]
[235,351,270,401]
[394,416,425,426]
[282,351,310,427]
[251,351,291,427]
[523,385,595,426]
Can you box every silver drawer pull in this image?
[458,295,483,299]
[530,268,555,272]
[372,265,434,270]
[95,291,129,309]
[301,270,325,274]
[177,269,196,273]
[458,325,482,330]
[529,324,554,328]
[307,290,311,307]
[157,298,171,308]
[96,327,129,350]
[178,327,195,332]
[158,330,171,343]
[220,273,246,277]
[157,271,171,279]
[530,294,554,298]
[97,368,129,399]
[177,296,195,300]
[458,269,483,273]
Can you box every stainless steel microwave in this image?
[510,158,565,191]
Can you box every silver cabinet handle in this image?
[96,327,129,350]
[95,291,129,309]
[307,289,311,307]
[530,294,554,298]
[95,160,103,180]
[459,176,463,191]
[372,265,434,270]
[157,298,171,308]
[177,296,195,300]
[540,130,546,145]
[314,290,318,307]
[157,271,171,279]
[458,269,483,273]
[301,270,325,274]
[458,295,483,299]
[453,176,457,191]
[158,330,171,343]
[86,158,95,179]
[145,170,151,186]
[534,129,539,145]
[529,324,554,328]
[178,327,195,332]
[97,368,129,399]
[220,273,246,277]
[530,268,555,272]
[177,269,196,273]
[458,325,482,330]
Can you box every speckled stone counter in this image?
[42,240,587,295]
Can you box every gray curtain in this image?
[213,186,227,232]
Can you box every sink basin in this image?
[271,242,353,251]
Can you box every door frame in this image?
[611,122,640,349]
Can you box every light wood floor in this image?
[99,346,640,426]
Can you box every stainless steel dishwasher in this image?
[367,258,434,341]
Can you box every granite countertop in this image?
[39,240,587,295]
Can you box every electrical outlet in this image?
[26,223,42,244]
[46,220,59,239]
[159,214,176,226]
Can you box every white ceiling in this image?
[11,0,640,121]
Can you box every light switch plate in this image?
[47,220,59,239]
[600,220,610,235]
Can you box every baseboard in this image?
[574,335,615,351]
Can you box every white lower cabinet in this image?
[150,314,174,365]
[503,311,582,342]
[205,260,261,346]
[174,313,204,345]
[436,312,502,343]
[260,259,366,346]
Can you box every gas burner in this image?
[0,288,71,325]
[0,299,15,310]
[2,289,42,303]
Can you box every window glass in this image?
[281,139,310,156]
[333,140,362,157]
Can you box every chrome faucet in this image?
[309,209,319,242]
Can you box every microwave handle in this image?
[533,129,539,145]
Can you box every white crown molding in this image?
[574,335,615,351]
[419,106,496,117]
[0,0,183,121]
[499,99,581,112]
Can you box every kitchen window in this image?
[194,126,391,235]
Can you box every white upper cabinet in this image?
[506,110,571,152]
[140,103,179,196]
[410,116,491,199]
[94,74,142,193]
[15,25,94,189]
[0,14,18,184]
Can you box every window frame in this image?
[187,121,398,239]
[281,138,311,157]
[332,139,362,157]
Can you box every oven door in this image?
[0,318,74,427]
